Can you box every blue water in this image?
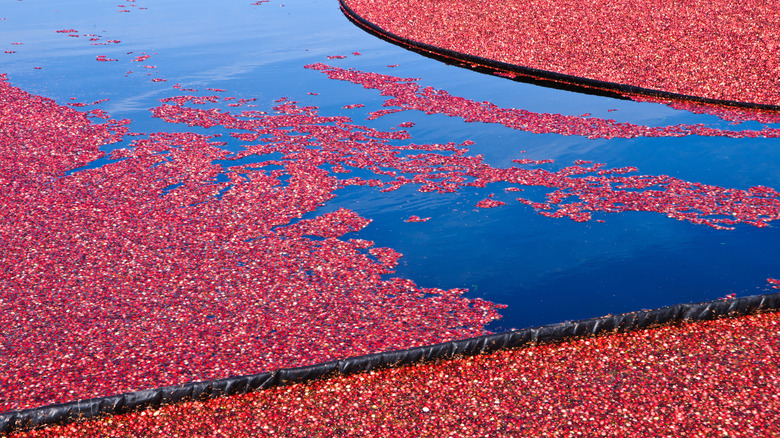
[2,0,779,332]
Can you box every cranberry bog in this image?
[1,0,779,435]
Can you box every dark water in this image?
[2,0,779,332]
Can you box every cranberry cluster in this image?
[17,311,780,436]
[340,0,780,106]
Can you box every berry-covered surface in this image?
[12,310,780,437]
[341,0,780,107]
[3,52,780,414]
[0,73,504,411]
[3,1,780,435]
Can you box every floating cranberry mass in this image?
[15,310,780,437]
[339,0,780,107]
[3,37,780,417]
[3,56,780,413]
[306,63,780,139]
[3,1,780,435]
[0,74,503,412]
